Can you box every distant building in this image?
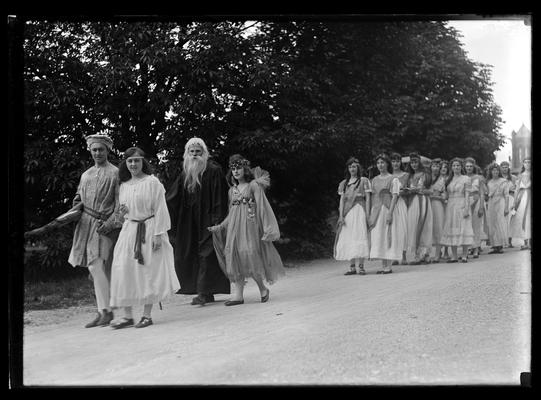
[511,123,531,173]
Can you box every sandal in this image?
[358,267,366,275]
[135,316,153,329]
[459,257,468,263]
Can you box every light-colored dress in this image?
[368,174,405,261]
[510,172,531,240]
[406,172,433,253]
[68,161,119,269]
[334,177,371,260]
[212,169,285,284]
[393,171,410,252]
[468,174,484,247]
[430,175,446,246]
[109,175,180,307]
[505,175,517,240]
[441,175,474,246]
[486,178,509,247]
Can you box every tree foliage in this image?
[23,19,504,270]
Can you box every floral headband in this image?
[229,159,250,169]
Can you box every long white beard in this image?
[183,156,207,193]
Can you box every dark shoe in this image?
[191,294,212,305]
[431,258,441,264]
[97,310,114,327]
[111,317,134,330]
[460,257,468,263]
[358,267,366,275]
[261,289,270,303]
[382,270,393,274]
[447,259,458,263]
[376,270,384,274]
[508,244,514,248]
[135,316,153,328]
[472,254,479,259]
[488,248,503,254]
[85,313,101,328]
[520,245,529,250]
[400,260,408,265]
[392,261,398,266]
[344,270,357,275]
[225,299,244,306]
[409,260,421,265]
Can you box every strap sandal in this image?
[111,317,134,329]
[97,310,114,327]
[358,267,366,275]
[135,316,153,328]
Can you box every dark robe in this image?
[166,159,230,295]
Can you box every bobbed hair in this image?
[118,147,153,182]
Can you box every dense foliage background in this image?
[23,19,504,280]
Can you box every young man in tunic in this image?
[68,134,120,328]
[166,138,230,305]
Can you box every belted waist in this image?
[83,206,111,221]
[129,215,155,265]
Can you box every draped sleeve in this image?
[391,177,400,195]
[151,177,171,236]
[337,180,346,196]
[250,179,280,242]
[463,176,472,195]
[362,177,372,193]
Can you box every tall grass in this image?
[24,275,96,311]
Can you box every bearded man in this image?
[166,137,230,305]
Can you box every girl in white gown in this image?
[368,154,405,274]
[485,163,509,253]
[510,158,531,250]
[390,153,409,266]
[500,161,517,248]
[109,147,180,329]
[334,157,371,275]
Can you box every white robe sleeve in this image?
[151,177,171,236]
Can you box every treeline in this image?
[23,19,504,274]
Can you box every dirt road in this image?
[22,248,531,386]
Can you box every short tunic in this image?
[109,175,180,307]
[486,178,509,247]
[68,162,119,268]
[441,175,474,246]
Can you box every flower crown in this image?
[229,159,250,169]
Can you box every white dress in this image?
[369,175,405,261]
[510,173,531,240]
[334,177,371,260]
[110,175,180,307]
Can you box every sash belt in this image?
[130,215,155,265]
[83,206,111,221]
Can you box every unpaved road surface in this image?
[22,249,531,386]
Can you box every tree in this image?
[23,19,505,269]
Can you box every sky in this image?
[446,17,531,163]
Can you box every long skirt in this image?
[406,194,433,254]
[431,198,445,246]
[510,191,531,240]
[110,220,180,307]
[505,194,514,239]
[487,195,508,247]
[334,204,370,260]
[470,198,483,247]
[441,197,474,246]
[369,203,406,261]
